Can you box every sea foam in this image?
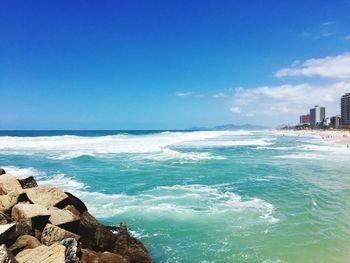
[0,131,258,161]
[6,165,279,226]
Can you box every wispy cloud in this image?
[301,21,336,39]
[230,106,241,113]
[213,93,226,98]
[176,92,194,97]
[275,53,350,79]
[322,21,334,26]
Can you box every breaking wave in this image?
[0,131,262,161]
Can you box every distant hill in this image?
[188,124,269,131]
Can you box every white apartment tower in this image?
[310,105,325,128]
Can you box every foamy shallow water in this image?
[1,130,350,263]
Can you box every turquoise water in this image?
[1,130,350,262]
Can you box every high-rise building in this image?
[341,93,350,128]
[330,115,341,129]
[310,105,325,128]
[299,114,310,125]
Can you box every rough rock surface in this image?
[0,168,6,176]
[65,192,88,214]
[24,187,69,208]
[9,235,41,256]
[12,204,50,221]
[112,223,153,263]
[79,249,129,263]
[0,175,23,195]
[12,204,50,234]
[17,177,38,189]
[0,192,19,213]
[63,205,80,218]
[79,211,116,251]
[61,238,80,263]
[41,224,80,246]
[48,207,79,229]
[15,244,66,263]
[0,174,23,214]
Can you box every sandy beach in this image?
[275,129,350,146]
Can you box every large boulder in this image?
[0,192,19,213]
[99,252,129,263]
[17,177,38,189]
[112,223,153,263]
[0,174,23,195]
[48,207,79,233]
[0,175,24,214]
[41,224,80,246]
[12,204,50,234]
[24,187,70,209]
[79,212,116,251]
[0,244,18,263]
[9,235,41,256]
[63,205,80,217]
[0,168,6,175]
[12,204,50,221]
[79,249,129,263]
[65,192,88,214]
[15,244,66,263]
[0,223,16,245]
[79,249,99,263]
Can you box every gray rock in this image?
[61,238,79,263]
[41,224,80,246]
[17,177,38,189]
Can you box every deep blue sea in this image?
[1,130,350,263]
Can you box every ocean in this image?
[0,130,349,263]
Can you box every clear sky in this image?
[1,0,350,129]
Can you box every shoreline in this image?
[274,129,350,146]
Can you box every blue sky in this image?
[1,0,350,129]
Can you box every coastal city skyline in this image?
[298,91,350,129]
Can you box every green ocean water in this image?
[0,130,349,262]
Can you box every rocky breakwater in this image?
[0,168,153,263]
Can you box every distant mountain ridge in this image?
[188,124,269,131]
